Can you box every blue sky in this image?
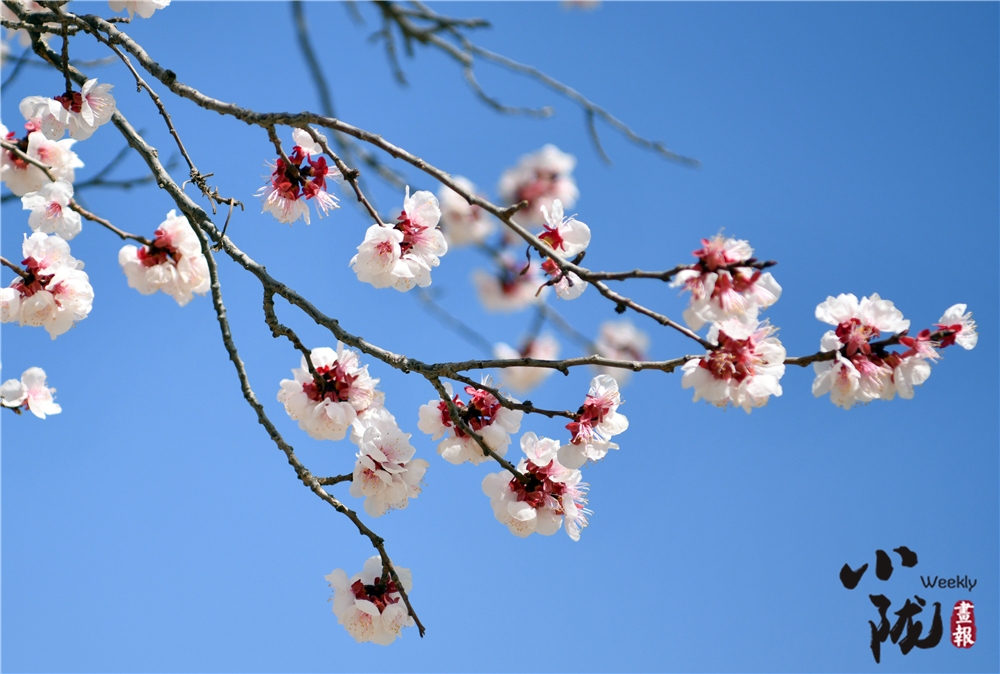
[2,2,997,672]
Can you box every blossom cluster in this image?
[119,210,210,306]
[681,318,786,413]
[349,408,428,518]
[670,236,787,411]
[325,556,414,645]
[811,295,977,408]
[672,235,781,331]
[20,78,117,142]
[277,344,382,442]
[478,374,627,540]
[482,432,589,540]
[498,144,578,226]
[417,380,523,465]
[352,187,448,291]
[1,366,61,418]
[257,128,340,225]
[1,120,83,196]
[1,233,93,339]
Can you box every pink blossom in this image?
[256,130,340,225]
[558,374,628,469]
[672,236,781,331]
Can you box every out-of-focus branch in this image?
[414,288,494,355]
[39,8,708,347]
[291,0,405,202]
[373,1,698,166]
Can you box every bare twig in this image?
[0,256,29,279]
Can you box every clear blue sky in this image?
[2,2,997,672]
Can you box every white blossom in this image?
[1,129,83,196]
[118,210,209,306]
[558,374,628,469]
[681,318,786,413]
[437,176,495,247]
[325,556,414,645]
[493,334,559,394]
[108,0,170,19]
[351,187,447,291]
[417,380,523,465]
[498,144,578,226]
[349,414,428,518]
[277,344,380,442]
[21,180,82,240]
[482,432,589,540]
[1,233,92,339]
[1,366,61,418]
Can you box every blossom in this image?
[935,304,978,350]
[592,320,649,385]
[815,293,909,355]
[108,0,170,19]
[538,199,590,258]
[680,318,786,413]
[473,253,548,312]
[256,129,340,224]
[325,556,413,645]
[811,294,919,408]
[278,344,380,441]
[671,236,781,331]
[1,367,61,418]
[21,180,82,240]
[349,413,428,518]
[21,80,117,141]
[351,187,447,291]
[1,126,83,196]
[558,374,628,469]
[417,379,523,465]
[498,144,579,226]
[540,257,587,300]
[880,353,933,401]
[437,177,495,247]
[482,432,589,540]
[493,334,560,394]
[118,210,209,306]
[1,233,93,339]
